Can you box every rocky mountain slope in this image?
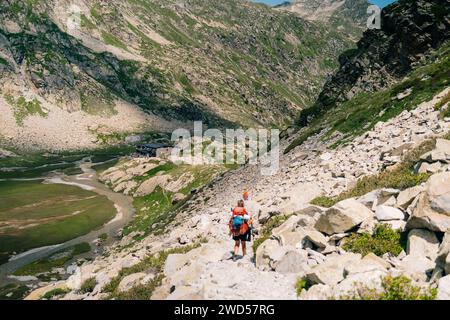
[0,0,360,151]
[275,0,369,40]
[297,0,450,126]
[5,0,450,301]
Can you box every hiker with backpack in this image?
[229,199,253,261]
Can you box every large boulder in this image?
[302,230,329,250]
[344,253,390,276]
[437,230,450,272]
[427,172,450,214]
[273,250,309,274]
[437,275,450,300]
[255,239,282,270]
[335,270,387,298]
[305,253,361,285]
[396,186,424,210]
[299,284,333,300]
[407,229,440,260]
[375,205,405,221]
[315,199,373,235]
[134,175,170,196]
[406,172,450,232]
[396,255,435,282]
[358,188,400,210]
[421,139,450,164]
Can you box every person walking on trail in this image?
[229,200,252,261]
[243,189,249,201]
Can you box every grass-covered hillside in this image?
[286,40,450,153]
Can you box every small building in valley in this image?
[135,143,173,158]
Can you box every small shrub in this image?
[310,196,336,208]
[80,277,97,294]
[252,215,290,254]
[342,224,403,257]
[295,278,312,296]
[42,288,70,300]
[342,276,437,300]
[436,93,450,109]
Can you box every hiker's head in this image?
[237,200,245,208]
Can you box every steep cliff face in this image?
[297,0,450,126]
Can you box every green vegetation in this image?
[80,88,117,116]
[4,94,46,125]
[13,243,91,276]
[0,180,115,258]
[435,90,450,119]
[41,288,70,300]
[99,233,108,242]
[103,242,203,300]
[101,31,128,51]
[341,276,437,300]
[252,215,290,254]
[81,14,96,30]
[91,158,120,174]
[0,283,29,300]
[295,278,312,296]
[178,74,196,95]
[0,146,132,179]
[80,277,97,294]
[127,164,226,237]
[342,224,404,257]
[287,42,450,153]
[311,138,438,207]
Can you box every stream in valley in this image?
[0,156,135,285]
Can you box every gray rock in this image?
[437,275,450,300]
[305,253,361,285]
[396,255,435,282]
[437,230,450,272]
[273,250,309,274]
[118,273,146,292]
[315,199,373,235]
[302,230,329,250]
[344,253,390,276]
[375,205,405,221]
[407,229,439,260]
[396,186,424,210]
[299,284,333,300]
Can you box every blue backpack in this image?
[232,215,244,230]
